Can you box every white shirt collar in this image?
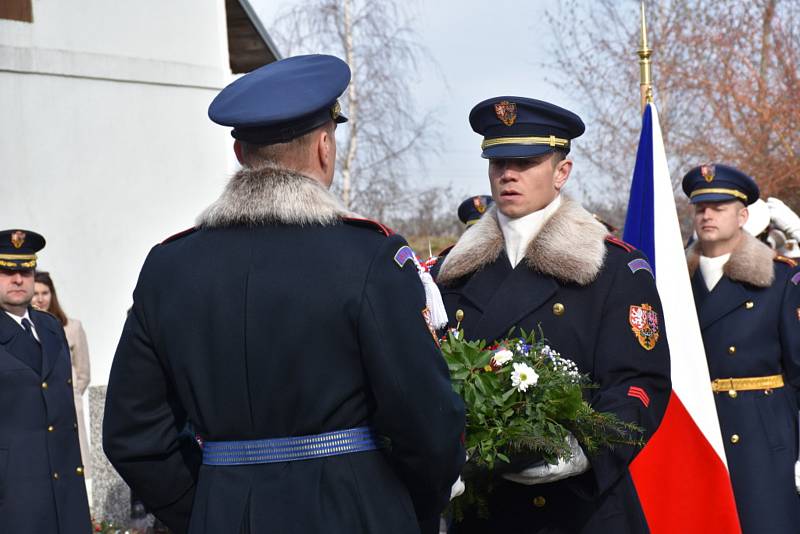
[497,195,562,268]
[4,309,40,341]
[699,253,731,291]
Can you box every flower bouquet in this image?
[441,322,642,518]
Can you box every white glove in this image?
[795,461,800,494]
[450,476,465,500]
[502,433,590,486]
[767,197,800,241]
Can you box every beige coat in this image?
[64,318,91,478]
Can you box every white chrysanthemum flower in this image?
[492,349,514,367]
[511,363,539,392]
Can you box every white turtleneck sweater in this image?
[699,253,731,291]
[497,195,562,268]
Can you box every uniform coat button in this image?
[67,377,72,385]
[76,466,84,476]
[728,346,736,354]
[533,496,546,507]
[745,301,754,309]
[552,303,565,316]
[47,425,54,432]
[728,390,737,399]
[41,381,48,389]
[731,434,740,444]
[52,472,59,480]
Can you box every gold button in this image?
[745,301,754,309]
[455,309,464,322]
[728,390,738,398]
[66,378,72,385]
[76,466,84,476]
[532,496,546,507]
[52,472,59,480]
[731,434,740,444]
[765,389,773,395]
[552,303,565,316]
[47,425,54,432]
[73,422,78,430]
[728,346,736,354]
[41,381,48,389]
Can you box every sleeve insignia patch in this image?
[629,303,659,351]
[628,386,650,407]
[791,272,800,286]
[628,258,654,278]
[394,245,416,268]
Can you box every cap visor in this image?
[481,144,561,159]
[689,192,743,204]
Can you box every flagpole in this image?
[637,1,653,113]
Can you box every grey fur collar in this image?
[437,198,608,286]
[197,165,351,228]
[686,232,775,288]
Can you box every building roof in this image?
[227,0,282,74]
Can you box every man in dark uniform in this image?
[103,54,465,534]
[0,229,91,533]
[457,195,494,228]
[682,164,800,533]
[432,97,671,533]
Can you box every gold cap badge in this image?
[494,101,517,126]
[700,164,715,183]
[330,101,341,121]
[11,231,25,249]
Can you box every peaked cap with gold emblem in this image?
[457,195,494,227]
[469,96,585,159]
[681,163,759,205]
[209,54,350,145]
[0,229,45,270]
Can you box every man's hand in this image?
[767,197,800,241]
[502,434,590,485]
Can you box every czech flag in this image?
[623,103,741,532]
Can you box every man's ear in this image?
[233,140,244,165]
[739,205,749,228]
[553,158,573,191]
[317,128,333,173]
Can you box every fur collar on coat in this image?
[197,165,352,228]
[686,231,775,288]
[437,197,608,287]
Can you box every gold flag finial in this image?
[637,1,654,112]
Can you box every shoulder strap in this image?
[341,217,394,236]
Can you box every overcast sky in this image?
[252,0,603,200]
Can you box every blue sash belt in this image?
[201,426,385,466]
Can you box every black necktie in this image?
[21,318,39,344]
[17,317,43,374]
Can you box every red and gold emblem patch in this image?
[629,303,659,351]
[10,231,26,249]
[473,196,487,214]
[700,164,715,183]
[494,100,517,126]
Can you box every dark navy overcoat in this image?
[103,167,465,534]
[434,200,671,534]
[688,235,800,534]
[0,308,91,533]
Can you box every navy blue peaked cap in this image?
[469,96,585,159]
[458,195,494,226]
[209,54,350,145]
[681,163,759,205]
[0,229,45,271]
